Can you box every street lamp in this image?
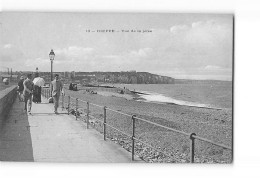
[35,67,39,77]
[49,49,55,81]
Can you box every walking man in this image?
[50,74,63,114]
[23,74,34,114]
[17,76,24,102]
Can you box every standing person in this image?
[23,74,34,114]
[17,76,24,102]
[50,74,63,114]
[32,73,42,103]
[69,83,73,90]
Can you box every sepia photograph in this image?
[0,12,233,164]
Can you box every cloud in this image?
[170,20,216,34]
[3,44,12,48]
[24,57,49,68]
[0,14,232,81]
[191,20,215,29]
[0,44,25,63]
[204,65,232,74]
[204,65,222,70]
[129,48,153,58]
[102,55,120,59]
[55,46,94,59]
[170,25,189,34]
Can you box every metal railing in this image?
[42,88,232,163]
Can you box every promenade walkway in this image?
[0,96,140,162]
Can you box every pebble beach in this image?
[64,86,233,163]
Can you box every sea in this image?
[107,81,232,109]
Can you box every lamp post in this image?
[35,67,39,77]
[49,49,55,81]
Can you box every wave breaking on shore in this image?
[135,91,221,110]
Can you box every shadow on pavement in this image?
[0,97,34,162]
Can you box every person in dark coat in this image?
[32,73,42,103]
[17,76,24,102]
[69,83,73,90]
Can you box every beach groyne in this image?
[0,85,17,122]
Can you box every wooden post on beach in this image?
[190,133,196,163]
[132,115,136,161]
[86,102,90,129]
[68,96,70,115]
[75,98,78,120]
[103,106,107,141]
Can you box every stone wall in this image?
[0,85,17,122]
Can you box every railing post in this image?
[61,93,64,111]
[49,89,51,99]
[190,133,196,163]
[75,98,78,120]
[86,102,90,129]
[103,106,107,141]
[68,96,70,115]
[132,115,136,161]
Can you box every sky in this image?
[0,12,233,81]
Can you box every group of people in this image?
[17,73,63,114]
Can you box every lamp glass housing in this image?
[49,50,55,60]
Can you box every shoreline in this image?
[78,85,225,110]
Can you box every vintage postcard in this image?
[0,12,233,163]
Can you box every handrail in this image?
[135,116,189,136]
[78,98,88,104]
[135,116,231,150]
[89,102,104,108]
[106,107,133,118]
[61,91,232,150]
[41,88,232,163]
[193,135,232,150]
[105,123,132,139]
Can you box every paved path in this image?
[0,96,141,163]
